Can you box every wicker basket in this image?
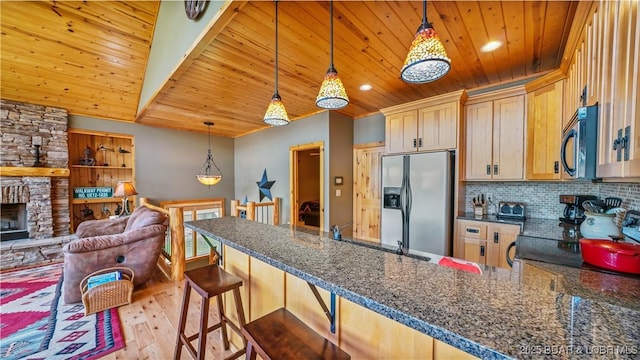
[80,267,134,316]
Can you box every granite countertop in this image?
[186,217,640,360]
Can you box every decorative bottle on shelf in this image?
[580,212,621,239]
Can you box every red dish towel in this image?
[438,257,482,274]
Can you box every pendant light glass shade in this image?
[196,122,223,186]
[316,1,349,110]
[401,0,451,84]
[264,0,289,126]
[264,93,290,126]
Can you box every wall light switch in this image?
[336,189,342,197]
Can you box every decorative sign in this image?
[73,187,113,199]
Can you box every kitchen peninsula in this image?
[185,217,640,360]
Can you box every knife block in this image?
[474,204,486,217]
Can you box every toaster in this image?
[496,202,526,220]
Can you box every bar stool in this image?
[174,264,246,360]
[242,308,350,360]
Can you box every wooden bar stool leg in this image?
[245,342,257,360]
[232,287,247,348]
[216,294,230,350]
[174,282,192,360]
[197,295,211,360]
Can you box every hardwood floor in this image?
[101,269,244,360]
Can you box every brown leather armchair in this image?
[62,205,168,304]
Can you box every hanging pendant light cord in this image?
[421,0,429,29]
[274,0,279,95]
[330,1,334,69]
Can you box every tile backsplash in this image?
[464,181,639,221]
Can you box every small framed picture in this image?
[334,176,343,185]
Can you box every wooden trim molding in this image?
[380,90,467,116]
[465,85,527,105]
[0,167,70,177]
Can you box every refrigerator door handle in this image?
[405,170,412,220]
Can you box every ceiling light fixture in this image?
[196,121,223,186]
[481,40,503,53]
[359,84,372,91]
[316,0,349,110]
[400,0,451,84]
[263,0,289,126]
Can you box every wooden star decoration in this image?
[256,169,275,201]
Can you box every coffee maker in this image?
[559,194,598,224]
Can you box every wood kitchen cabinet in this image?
[525,77,564,180]
[596,0,640,178]
[464,87,526,181]
[381,90,466,155]
[458,219,519,269]
[564,0,639,179]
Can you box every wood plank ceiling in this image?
[1,1,581,138]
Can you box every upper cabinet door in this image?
[493,95,525,180]
[418,101,458,151]
[385,110,418,154]
[526,81,563,180]
[464,101,494,180]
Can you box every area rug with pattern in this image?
[0,263,125,359]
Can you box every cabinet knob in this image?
[413,138,417,148]
[418,138,423,147]
[493,232,499,243]
[494,165,499,175]
[480,245,485,257]
[486,165,491,175]
[554,161,559,174]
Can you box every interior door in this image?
[289,142,324,230]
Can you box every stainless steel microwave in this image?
[560,103,599,179]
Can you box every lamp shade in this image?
[316,68,349,109]
[114,182,137,197]
[263,93,290,126]
[197,173,223,186]
[401,24,451,83]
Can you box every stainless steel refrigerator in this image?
[381,151,453,257]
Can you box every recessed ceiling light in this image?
[481,40,503,53]
[359,84,372,91]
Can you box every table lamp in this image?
[114,182,137,216]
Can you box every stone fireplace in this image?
[0,99,71,241]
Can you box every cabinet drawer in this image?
[462,237,487,265]
[458,221,487,240]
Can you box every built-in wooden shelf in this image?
[72,198,122,204]
[0,166,69,177]
[71,165,133,170]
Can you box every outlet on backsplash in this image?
[486,193,493,203]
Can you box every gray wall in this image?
[329,112,355,233]
[235,113,330,227]
[354,113,385,145]
[69,116,234,209]
[139,1,226,111]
